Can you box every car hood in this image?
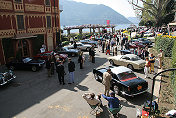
[120,77,147,87]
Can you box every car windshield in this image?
[117,71,137,81]
[23,58,32,63]
[131,56,141,61]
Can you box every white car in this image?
[108,54,145,70]
[66,42,92,51]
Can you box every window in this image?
[17,15,24,30]
[46,16,51,28]
[15,0,22,2]
[45,0,50,6]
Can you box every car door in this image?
[120,56,130,67]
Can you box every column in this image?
[0,39,6,65]
[67,29,71,40]
[79,28,83,39]
[90,27,92,34]
[98,28,101,34]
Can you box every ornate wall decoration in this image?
[0,0,13,10]
[25,4,44,12]
[0,29,15,38]
[27,27,46,34]
[17,30,26,34]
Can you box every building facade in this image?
[0,0,61,65]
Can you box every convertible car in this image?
[108,54,145,70]
[6,57,45,72]
[34,51,68,61]
[0,65,16,85]
[93,66,148,97]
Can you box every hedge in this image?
[155,36,175,57]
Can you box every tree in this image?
[128,0,176,27]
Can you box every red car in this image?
[34,51,68,62]
[129,42,145,49]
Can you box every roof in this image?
[111,66,132,75]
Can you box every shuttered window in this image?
[17,15,24,30]
[45,0,50,6]
[46,16,51,28]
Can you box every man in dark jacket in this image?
[68,58,75,84]
[56,61,65,85]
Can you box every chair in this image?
[109,104,123,116]
[89,104,103,116]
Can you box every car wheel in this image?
[9,66,15,71]
[113,85,120,95]
[127,64,134,70]
[32,66,37,72]
[94,74,99,81]
[109,60,114,66]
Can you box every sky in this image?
[72,0,136,18]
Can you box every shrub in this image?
[155,37,175,57]
[62,41,70,46]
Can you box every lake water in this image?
[62,24,138,35]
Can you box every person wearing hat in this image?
[102,92,120,109]
[102,69,112,96]
[158,49,164,69]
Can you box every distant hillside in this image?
[60,0,131,26]
[127,17,140,24]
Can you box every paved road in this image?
[0,48,159,118]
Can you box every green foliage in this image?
[155,36,175,57]
[62,41,70,46]
[172,41,176,68]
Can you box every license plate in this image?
[137,85,142,90]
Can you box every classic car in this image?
[137,38,153,47]
[6,57,45,72]
[80,39,98,47]
[66,42,92,51]
[118,50,132,55]
[33,51,68,61]
[93,66,148,97]
[0,65,16,85]
[129,42,145,49]
[108,54,145,70]
[56,47,80,57]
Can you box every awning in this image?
[13,33,37,39]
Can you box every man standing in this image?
[149,53,155,73]
[144,57,150,78]
[56,61,65,85]
[68,58,75,84]
[102,69,112,96]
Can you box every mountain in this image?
[127,17,140,24]
[60,0,131,26]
